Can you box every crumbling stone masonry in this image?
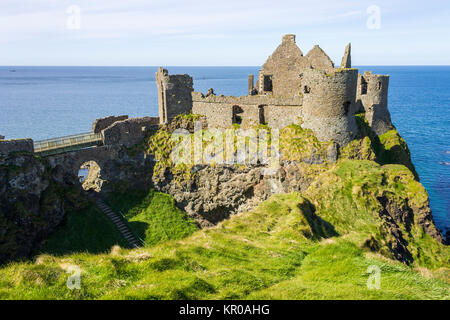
[101,116,159,147]
[156,67,193,124]
[156,34,393,147]
[92,115,128,133]
[0,139,34,156]
[356,71,393,135]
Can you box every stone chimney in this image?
[282,34,296,43]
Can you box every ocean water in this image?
[0,66,448,233]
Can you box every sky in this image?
[0,0,449,66]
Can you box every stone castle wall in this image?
[155,34,394,147]
[92,115,128,133]
[191,92,304,129]
[301,68,359,145]
[305,45,335,73]
[258,34,309,96]
[0,139,34,156]
[356,72,392,135]
[102,117,159,147]
[156,67,193,124]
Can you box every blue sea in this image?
[0,66,449,233]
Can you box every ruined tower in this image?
[156,67,193,124]
[356,71,392,135]
[301,68,359,145]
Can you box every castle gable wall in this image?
[259,34,310,96]
[305,45,335,73]
[341,43,351,68]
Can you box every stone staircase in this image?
[90,194,141,248]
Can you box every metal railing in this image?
[34,132,103,154]
[118,209,148,247]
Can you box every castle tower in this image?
[301,68,359,146]
[156,67,194,124]
[356,71,393,135]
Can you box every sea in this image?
[0,66,448,233]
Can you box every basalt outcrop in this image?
[0,144,155,263]
[146,115,445,264]
[0,152,72,264]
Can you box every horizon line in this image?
[1,64,450,68]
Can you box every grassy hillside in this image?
[0,114,447,299]
[104,189,198,246]
[39,200,130,255]
[0,159,448,300]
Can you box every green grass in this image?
[248,240,449,300]
[0,114,448,299]
[345,113,418,178]
[304,160,449,268]
[39,201,130,256]
[105,189,198,246]
[0,170,448,299]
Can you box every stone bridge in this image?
[46,116,159,191]
[1,115,159,191]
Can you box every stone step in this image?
[89,194,141,248]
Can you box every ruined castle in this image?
[156,34,393,146]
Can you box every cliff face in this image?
[0,153,76,264]
[0,114,448,299]
[147,114,446,265]
[0,113,446,267]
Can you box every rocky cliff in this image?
[0,113,446,266]
[0,152,82,264]
[146,114,446,264]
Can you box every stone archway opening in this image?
[78,161,104,192]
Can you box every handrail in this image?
[34,132,102,153]
[118,209,148,247]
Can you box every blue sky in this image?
[0,0,449,66]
